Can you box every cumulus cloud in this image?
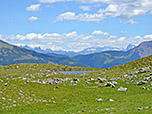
[26,4,40,12]
[92,30,109,35]
[53,12,105,22]
[144,34,152,38]
[120,19,139,25]
[1,31,152,52]
[38,0,145,4]
[121,31,130,34]
[0,34,3,38]
[52,0,152,22]
[28,16,40,22]
[118,37,126,42]
[110,35,118,38]
[79,6,90,11]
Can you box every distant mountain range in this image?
[72,41,152,68]
[125,44,136,52]
[77,46,123,55]
[1,39,152,68]
[0,40,82,66]
[20,44,135,55]
[20,45,78,55]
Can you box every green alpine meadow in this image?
[1,0,152,113]
[0,55,152,114]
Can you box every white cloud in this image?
[120,19,139,25]
[38,0,145,4]
[0,34,3,38]
[92,30,109,35]
[144,34,152,38]
[39,0,70,3]
[67,42,91,52]
[1,31,152,52]
[135,35,142,39]
[110,35,117,38]
[83,35,93,40]
[79,6,90,11]
[14,43,26,47]
[118,37,126,42]
[121,31,129,34]
[65,31,77,37]
[28,16,40,22]
[26,4,40,12]
[54,12,106,22]
[52,0,152,22]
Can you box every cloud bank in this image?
[1,31,152,52]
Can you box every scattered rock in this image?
[97,98,103,102]
[5,83,7,86]
[0,79,4,82]
[2,97,6,100]
[144,76,152,82]
[73,78,79,82]
[87,78,94,81]
[125,82,130,85]
[52,101,56,104]
[139,67,150,73]
[95,108,99,111]
[82,110,86,112]
[15,66,19,69]
[104,82,115,88]
[141,86,147,89]
[117,87,128,91]
[109,99,114,102]
[97,77,107,83]
[136,81,147,85]
[138,107,142,111]
[112,81,118,85]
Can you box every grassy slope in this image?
[0,55,152,113]
[73,50,141,68]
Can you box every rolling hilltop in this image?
[0,40,82,66]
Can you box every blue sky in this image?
[0,0,152,51]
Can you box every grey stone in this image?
[73,78,79,82]
[88,78,94,81]
[144,76,152,81]
[139,67,151,73]
[141,86,147,89]
[71,81,77,84]
[125,82,130,85]
[109,99,114,102]
[137,81,147,85]
[5,83,7,86]
[112,81,118,85]
[97,77,107,83]
[15,66,19,69]
[97,98,103,102]
[104,82,115,88]
[117,87,128,91]
[82,110,85,112]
